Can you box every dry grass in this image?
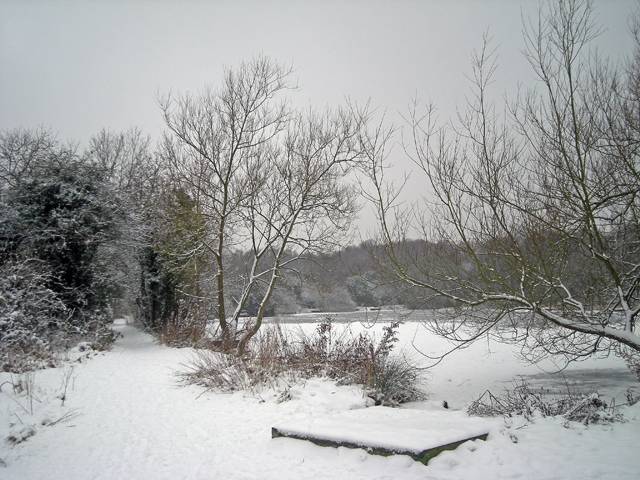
[178,317,428,406]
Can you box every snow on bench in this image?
[272,406,492,465]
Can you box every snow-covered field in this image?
[1,317,639,479]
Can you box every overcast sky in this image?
[0,0,636,231]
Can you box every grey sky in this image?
[0,0,636,231]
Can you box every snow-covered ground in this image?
[1,318,639,479]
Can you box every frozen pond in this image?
[262,309,639,408]
[517,368,638,402]
[263,308,411,324]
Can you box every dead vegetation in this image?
[467,377,637,425]
[178,317,428,406]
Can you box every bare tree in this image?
[158,56,294,344]
[159,56,365,352]
[88,128,162,203]
[86,128,165,319]
[0,128,74,197]
[365,0,640,369]
[235,106,363,354]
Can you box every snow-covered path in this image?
[1,320,639,479]
[1,322,432,479]
[32,324,251,478]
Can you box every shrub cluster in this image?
[0,129,123,371]
[467,377,630,425]
[616,346,640,382]
[179,317,428,406]
[0,258,118,372]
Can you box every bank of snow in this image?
[0,319,639,479]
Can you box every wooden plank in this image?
[271,426,488,465]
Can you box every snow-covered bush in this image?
[292,318,427,404]
[365,354,428,406]
[0,256,119,371]
[467,378,626,425]
[0,258,67,371]
[616,346,640,382]
[0,128,123,370]
[179,318,428,406]
[12,164,117,313]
